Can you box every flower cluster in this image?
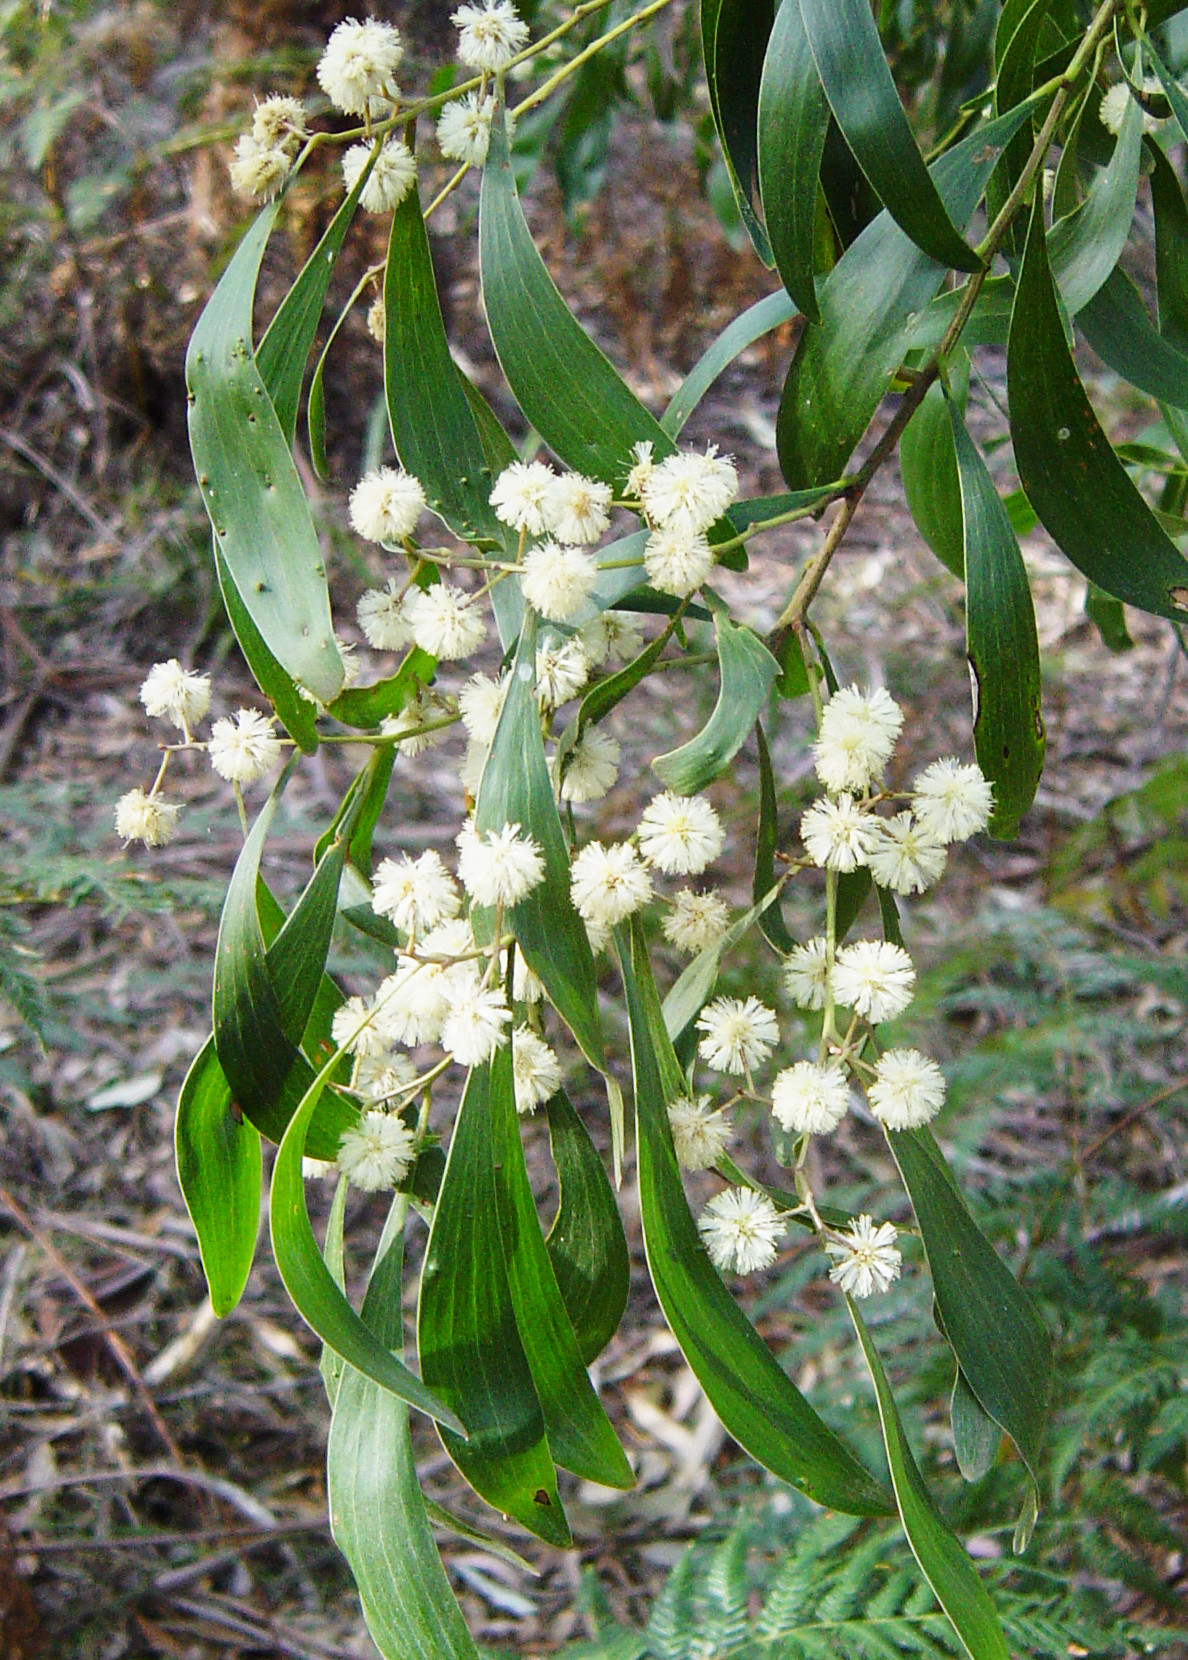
[624,442,740,598]
[229,94,308,201]
[116,661,282,847]
[684,685,992,1292]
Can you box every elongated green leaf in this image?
[1149,39,1188,143]
[948,399,1045,838]
[212,776,355,1158]
[952,1368,1001,1483]
[797,0,981,273]
[1085,581,1134,652]
[653,601,778,793]
[418,1061,569,1546]
[319,1175,348,1405]
[777,101,1038,488]
[270,1071,464,1433]
[480,110,674,484]
[186,205,342,705]
[907,277,1015,356]
[985,0,1049,258]
[886,1126,1052,1483]
[174,1036,260,1317]
[754,722,795,954]
[329,1199,480,1660]
[1049,93,1141,317]
[703,0,776,264]
[849,1304,1010,1660]
[544,1090,629,1367]
[326,646,436,730]
[662,290,796,437]
[1076,266,1188,411]
[384,185,511,549]
[758,0,828,322]
[1151,142,1188,464]
[476,612,605,1069]
[257,160,368,446]
[900,369,966,580]
[835,866,872,942]
[1008,194,1188,621]
[214,547,320,753]
[618,919,894,1517]
[490,1047,632,1487]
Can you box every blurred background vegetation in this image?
[1,2,1187,1656]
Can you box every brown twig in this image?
[1081,1073,1188,1162]
[0,1184,185,1467]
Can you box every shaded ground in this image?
[3,5,1188,1656]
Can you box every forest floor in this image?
[2,5,1188,1657]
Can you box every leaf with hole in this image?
[186,204,342,706]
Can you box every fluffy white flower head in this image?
[866,811,947,895]
[140,659,211,730]
[644,526,715,598]
[545,472,612,545]
[1100,77,1162,137]
[771,1061,850,1136]
[343,137,417,214]
[458,672,507,746]
[251,95,306,148]
[208,709,282,787]
[452,0,530,72]
[911,758,993,844]
[698,1186,783,1275]
[406,584,486,660]
[668,1095,732,1171]
[581,610,644,668]
[115,789,180,848]
[535,635,588,708]
[440,982,511,1068]
[637,791,724,876]
[357,578,414,652]
[357,1052,418,1103]
[457,820,545,907]
[490,460,555,535]
[520,539,597,622]
[512,1026,562,1114]
[813,684,904,795]
[331,995,392,1060]
[336,1109,415,1192]
[783,936,830,1010]
[868,1047,946,1130]
[800,794,875,872]
[625,440,654,499]
[696,996,778,1076]
[569,840,652,926]
[230,133,290,201]
[832,939,915,1025]
[380,689,451,757]
[825,1215,902,1299]
[437,90,497,166]
[641,445,738,536]
[318,17,404,115]
[371,849,461,936]
[559,727,620,803]
[662,888,730,955]
[349,466,426,544]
